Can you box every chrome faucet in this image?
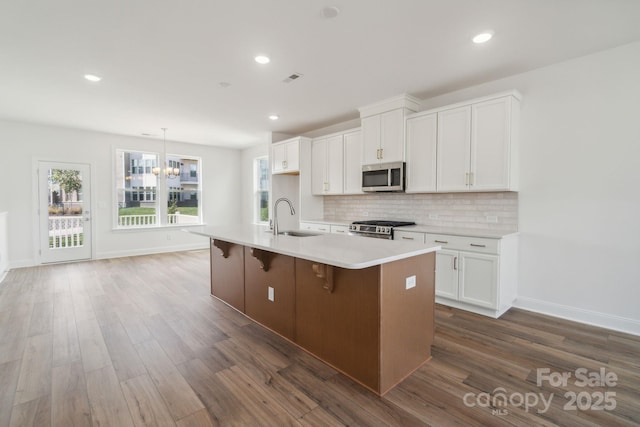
[273,197,295,235]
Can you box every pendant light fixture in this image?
[152,128,180,178]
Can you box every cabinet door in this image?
[393,230,425,243]
[244,248,295,340]
[434,249,459,300]
[343,130,363,194]
[330,225,350,234]
[325,135,344,194]
[311,139,326,195]
[285,140,299,172]
[406,113,437,192]
[380,109,405,162]
[458,252,498,309]
[471,97,512,190]
[361,115,381,165]
[271,143,286,174]
[299,222,330,233]
[437,106,471,191]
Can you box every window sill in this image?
[112,223,206,233]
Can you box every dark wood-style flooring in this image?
[0,250,638,426]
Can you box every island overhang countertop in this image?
[187,225,440,269]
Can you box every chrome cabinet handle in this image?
[453,256,458,270]
[469,172,474,185]
[402,236,414,240]
[434,240,448,244]
[470,243,486,248]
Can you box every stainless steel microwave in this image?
[362,162,405,192]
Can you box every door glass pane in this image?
[48,168,84,248]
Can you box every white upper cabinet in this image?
[343,129,363,194]
[311,134,344,195]
[405,112,438,192]
[271,137,301,174]
[359,94,420,165]
[362,109,408,164]
[361,115,382,165]
[437,106,472,192]
[436,93,520,192]
[471,96,517,191]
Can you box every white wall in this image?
[0,120,242,267]
[240,142,269,225]
[421,41,640,334]
[0,212,8,281]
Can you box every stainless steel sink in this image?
[277,230,321,237]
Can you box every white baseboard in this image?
[9,259,36,269]
[513,296,640,337]
[4,244,209,272]
[96,243,209,260]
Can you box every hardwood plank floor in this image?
[0,250,638,426]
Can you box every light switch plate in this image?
[405,275,416,290]
[268,286,275,302]
[486,215,498,223]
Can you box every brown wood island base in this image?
[210,238,435,396]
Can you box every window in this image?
[115,150,202,228]
[254,156,269,224]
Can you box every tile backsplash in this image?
[323,192,518,232]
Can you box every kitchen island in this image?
[188,225,440,395]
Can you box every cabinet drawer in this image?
[299,222,330,233]
[426,233,499,254]
[330,225,350,235]
[394,230,426,243]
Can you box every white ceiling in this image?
[1,0,640,148]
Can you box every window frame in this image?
[114,148,204,230]
[253,156,270,225]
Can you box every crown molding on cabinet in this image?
[358,93,422,118]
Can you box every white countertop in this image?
[301,218,517,239]
[186,225,440,269]
[399,225,518,239]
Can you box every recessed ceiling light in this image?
[269,115,279,121]
[321,6,340,19]
[84,74,102,82]
[254,55,271,65]
[472,31,494,44]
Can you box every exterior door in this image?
[38,162,92,263]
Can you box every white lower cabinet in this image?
[434,249,459,300]
[330,225,350,234]
[395,231,517,318]
[299,222,330,233]
[458,252,499,309]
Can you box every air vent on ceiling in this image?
[283,73,303,83]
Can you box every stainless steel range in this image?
[349,220,416,240]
